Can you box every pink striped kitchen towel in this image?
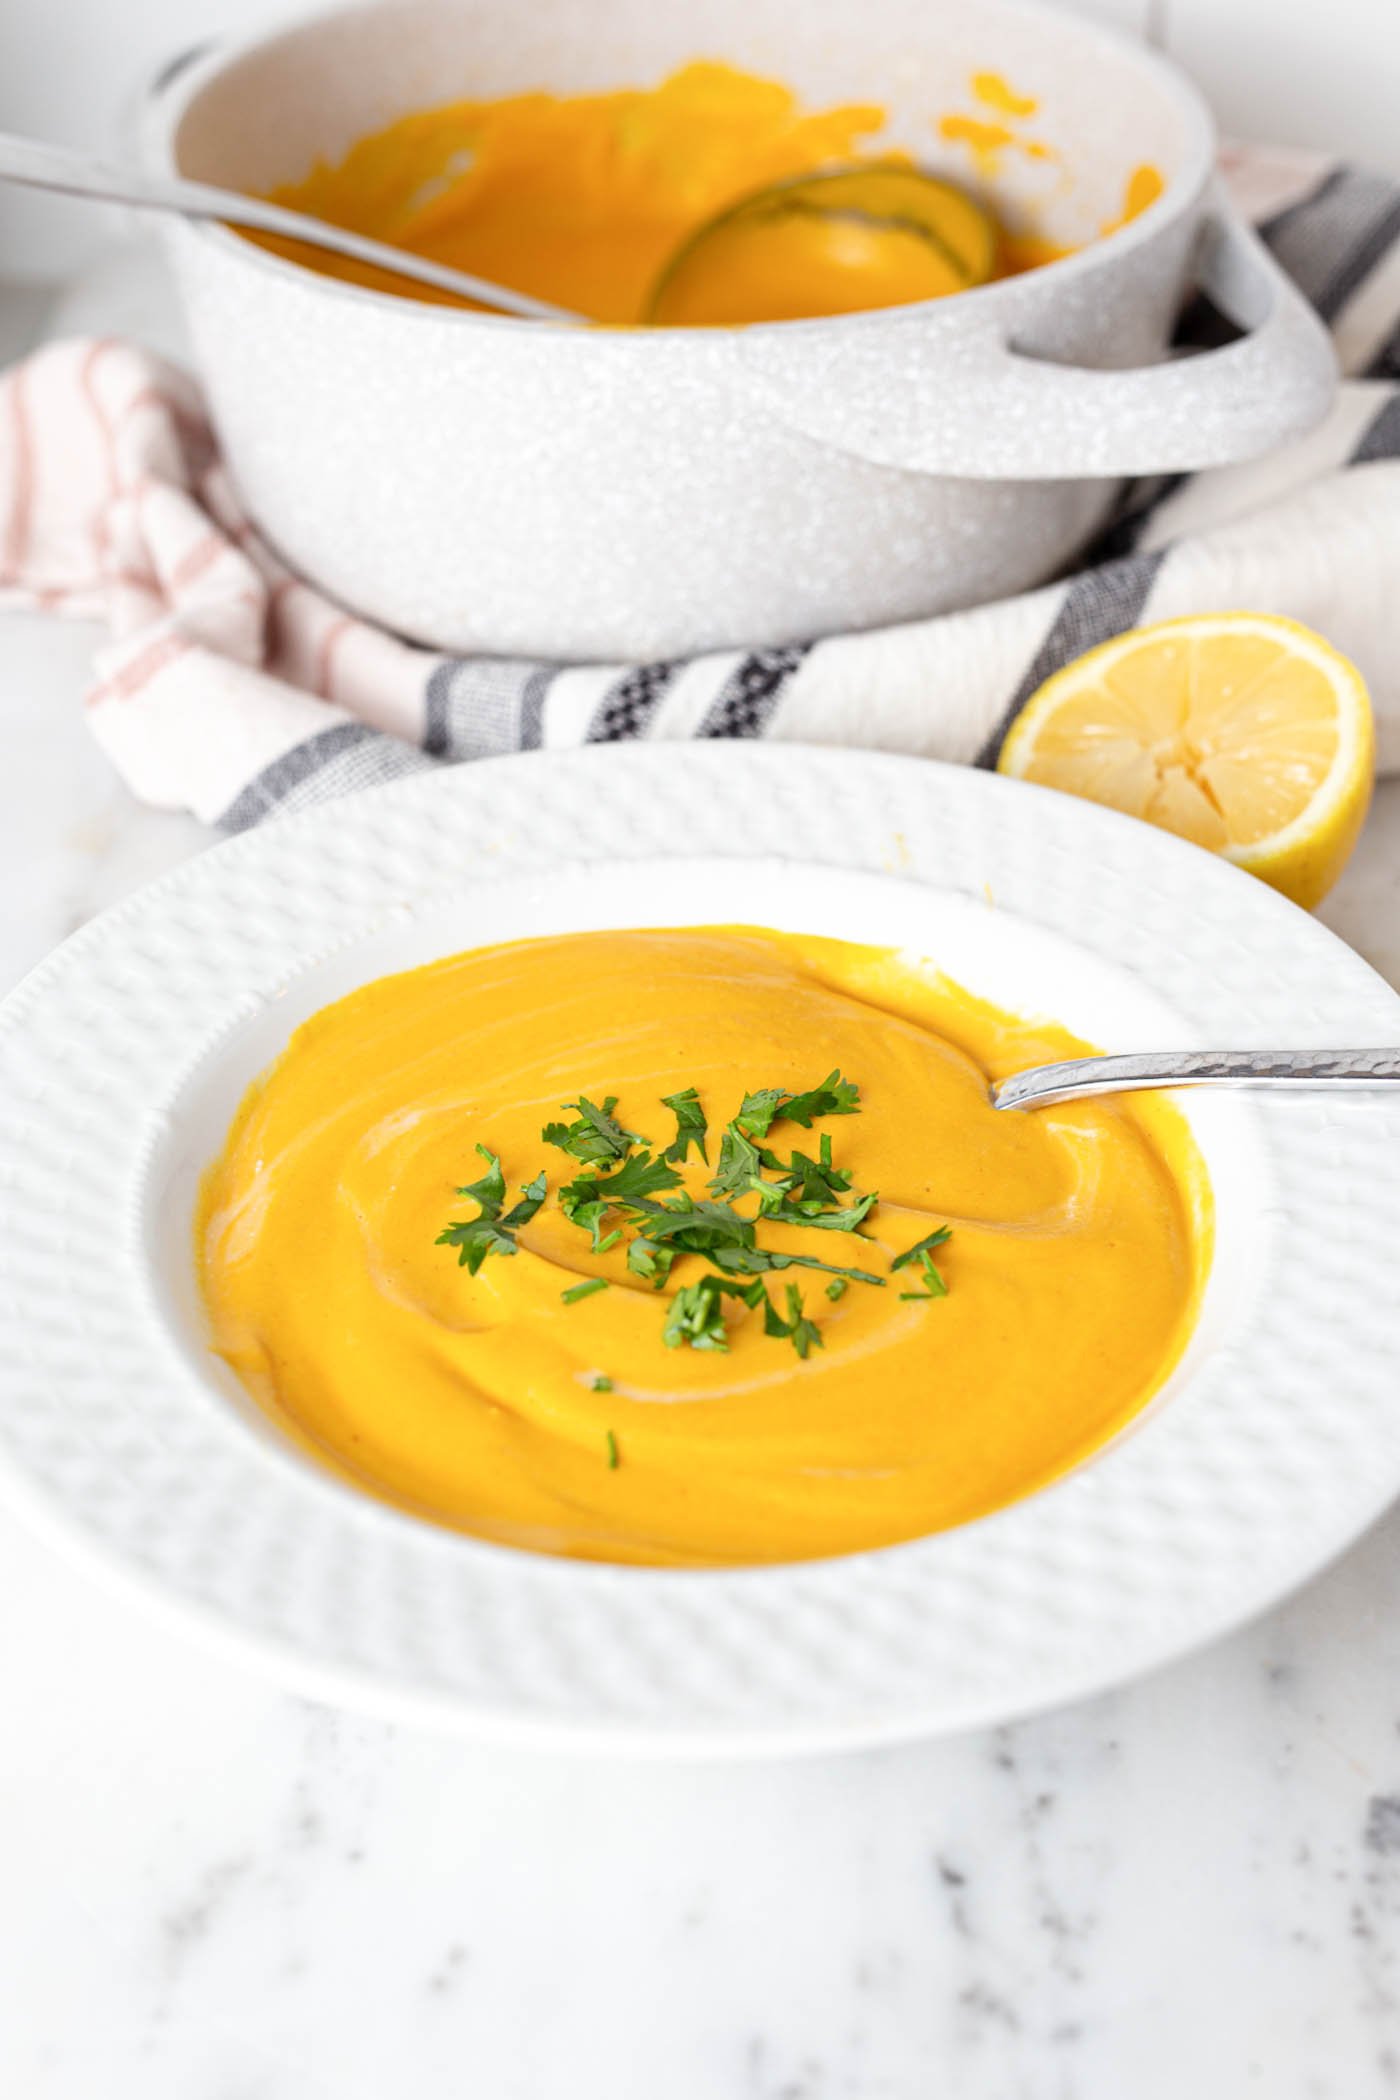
[4,143,1400,829]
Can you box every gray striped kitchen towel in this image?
[3,143,1400,829]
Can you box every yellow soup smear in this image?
[259,61,900,321]
[972,71,1040,121]
[198,927,1210,1568]
[251,61,1161,323]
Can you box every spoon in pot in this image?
[0,131,587,323]
[0,133,998,330]
[993,1048,1400,1112]
[646,163,1001,326]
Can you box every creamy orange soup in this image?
[249,61,1162,322]
[198,927,1209,1567]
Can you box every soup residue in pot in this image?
[245,60,1163,323]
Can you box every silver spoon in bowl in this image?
[994,1048,1400,1112]
[0,131,587,323]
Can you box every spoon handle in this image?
[993,1048,1400,1112]
[0,131,580,324]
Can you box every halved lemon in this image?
[997,612,1375,909]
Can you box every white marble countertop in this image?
[5,246,1400,2100]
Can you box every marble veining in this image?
[4,243,1400,2097]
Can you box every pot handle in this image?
[732,185,1337,479]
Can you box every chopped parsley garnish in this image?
[710,1244,884,1287]
[776,1133,851,1202]
[458,1147,505,1213]
[899,1250,950,1302]
[891,1226,952,1273]
[435,1148,546,1274]
[591,1374,614,1393]
[626,1238,676,1289]
[507,1173,550,1228]
[439,1076,952,1357]
[435,1216,516,1274]
[733,1071,860,1140]
[709,1122,767,1200]
[558,1150,680,1249]
[562,1276,609,1305]
[562,1150,681,1215]
[661,1087,708,1165]
[543,1095,644,1165]
[768,1187,878,1234]
[560,1199,609,1250]
[630,1193,756,1256]
[734,1087,786,1141]
[663,1277,729,1351]
[763,1282,824,1359]
[662,1273,765,1352]
[759,1133,874,1228]
[776,1070,861,1128]
[605,1429,620,1469]
[715,1111,874,1230]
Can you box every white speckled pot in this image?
[150,0,1336,661]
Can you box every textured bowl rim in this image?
[2,744,1400,1757]
[144,0,1217,342]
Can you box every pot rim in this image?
[148,0,1217,341]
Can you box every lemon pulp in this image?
[999,613,1375,908]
